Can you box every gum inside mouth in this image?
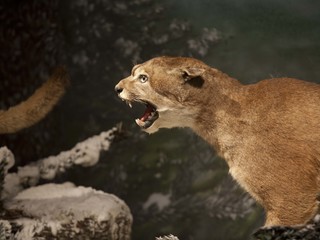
[134,102,159,129]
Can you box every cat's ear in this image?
[181,67,205,82]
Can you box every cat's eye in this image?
[138,74,148,83]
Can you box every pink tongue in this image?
[140,105,153,121]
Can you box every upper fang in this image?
[125,100,132,108]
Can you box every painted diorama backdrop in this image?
[1,0,320,239]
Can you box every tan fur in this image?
[0,67,69,134]
[115,56,320,227]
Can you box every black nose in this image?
[115,86,123,94]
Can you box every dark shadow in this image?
[187,76,205,88]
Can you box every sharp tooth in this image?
[125,100,132,108]
[135,118,145,127]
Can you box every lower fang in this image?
[135,119,144,127]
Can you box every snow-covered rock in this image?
[4,182,132,240]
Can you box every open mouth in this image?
[124,100,159,129]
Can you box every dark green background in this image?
[1,0,319,239]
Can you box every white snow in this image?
[156,235,180,240]
[17,165,40,186]
[143,192,171,211]
[14,182,80,199]
[0,146,15,171]
[2,128,117,200]
[2,173,21,199]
